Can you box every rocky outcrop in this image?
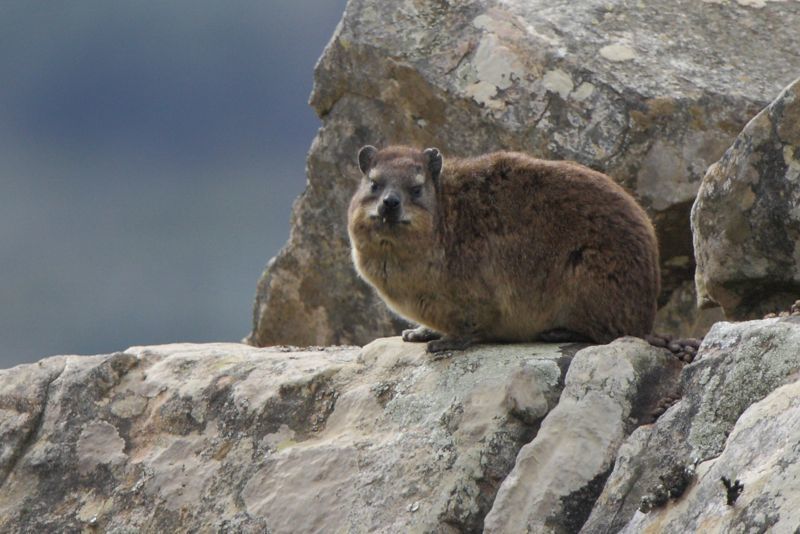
[0,339,578,532]
[583,317,800,533]
[248,0,800,347]
[3,320,800,532]
[692,77,800,319]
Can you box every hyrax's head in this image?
[347,145,443,248]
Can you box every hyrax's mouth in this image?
[369,213,411,227]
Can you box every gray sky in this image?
[0,0,348,367]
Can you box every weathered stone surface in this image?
[484,337,682,533]
[621,377,800,533]
[248,0,800,347]
[8,322,800,531]
[582,317,800,533]
[0,339,574,533]
[692,77,800,319]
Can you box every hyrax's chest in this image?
[359,248,424,293]
[356,246,444,313]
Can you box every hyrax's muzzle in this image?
[377,191,403,224]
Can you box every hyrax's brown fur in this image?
[347,145,660,352]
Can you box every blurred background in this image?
[0,0,348,367]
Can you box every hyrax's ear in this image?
[424,147,443,182]
[358,145,378,175]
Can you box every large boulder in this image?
[248,0,800,347]
[692,77,800,319]
[0,339,576,533]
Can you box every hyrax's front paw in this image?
[402,325,441,343]
[426,335,473,353]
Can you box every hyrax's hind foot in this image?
[402,325,441,343]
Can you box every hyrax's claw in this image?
[402,326,441,342]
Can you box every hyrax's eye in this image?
[369,180,381,194]
[410,185,423,198]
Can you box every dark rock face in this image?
[248,0,800,347]
[693,77,800,319]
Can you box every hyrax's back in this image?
[438,152,660,344]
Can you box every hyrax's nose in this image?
[383,193,400,210]
[379,192,401,217]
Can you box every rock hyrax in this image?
[347,145,660,352]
